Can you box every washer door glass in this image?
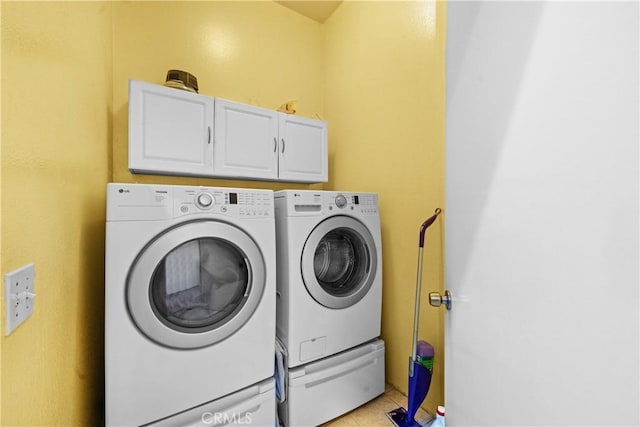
[127,220,265,349]
[150,238,249,331]
[301,216,377,309]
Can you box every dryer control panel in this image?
[325,192,378,216]
[276,190,378,217]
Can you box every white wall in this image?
[445,2,639,425]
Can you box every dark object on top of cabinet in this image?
[164,69,198,93]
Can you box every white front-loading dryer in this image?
[274,190,383,368]
[105,183,275,426]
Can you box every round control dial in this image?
[335,194,347,208]
[195,192,214,209]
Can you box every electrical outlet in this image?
[5,263,36,335]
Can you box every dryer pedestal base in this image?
[279,339,385,427]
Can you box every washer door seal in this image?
[301,216,377,309]
[127,220,265,349]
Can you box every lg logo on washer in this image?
[201,411,253,425]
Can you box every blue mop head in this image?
[386,360,433,427]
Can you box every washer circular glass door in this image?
[127,220,265,349]
[301,216,377,309]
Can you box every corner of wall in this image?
[323,0,447,412]
[1,2,114,424]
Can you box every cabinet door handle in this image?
[281,138,285,153]
[207,126,212,145]
[273,137,277,153]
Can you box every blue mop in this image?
[387,208,441,427]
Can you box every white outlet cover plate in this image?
[5,263,35,335]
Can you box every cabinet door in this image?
[213,99,279,180]
[278,114,328,183]
[128,80,214,176]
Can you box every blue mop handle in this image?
[411,208,442,363]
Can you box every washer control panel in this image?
[174,187,273,218]
[107,184,274,221]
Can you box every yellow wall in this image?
[1,1,113,425]
[112,1,327,191]
[324,1,446,412]
[1,0,446,424]
[0,3,3,421]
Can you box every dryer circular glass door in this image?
[301,216,377,309]
[127,220,265,349]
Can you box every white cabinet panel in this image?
[127,80,328,183]
[214,98,327,183]
[278,114,328,183]
[213,99,279,180]
[128,80,214,176]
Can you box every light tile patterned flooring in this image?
[321,384,433,427]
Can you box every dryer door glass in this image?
[314,229,368,296]
[150,238,249,331]
[301,216,378,309]
[127,220,265,349]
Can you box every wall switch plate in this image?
[5,263,36,335]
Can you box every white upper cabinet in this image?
[128,80,214,176]
[214,98,328,183]
[128,80,328,183]
[213,99,279,180]
[278,113,328,183]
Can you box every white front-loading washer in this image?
[105,183,275,426]
[274,190,383,368]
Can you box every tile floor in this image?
[321,384,433,427]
